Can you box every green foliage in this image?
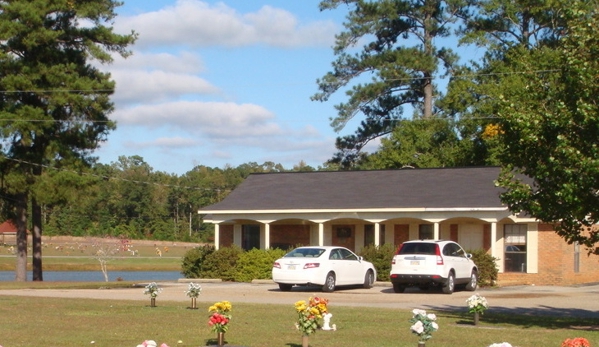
[495,2,599,254]
[468,249,498,287]
[201,245,244,281]
[233,248,286,282]
[314,0,464,168]
[359,243,396,281]
[180,245,215,278]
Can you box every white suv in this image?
[389,240,478,294]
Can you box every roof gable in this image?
[200,167,507,212]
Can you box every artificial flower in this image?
[409,309,438,343]
[295,296,329,336]
[562,337,591,347]
[466,293,489,314]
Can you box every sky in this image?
[94,0,356,175]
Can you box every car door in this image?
[443,243,470,280]
[329,248,355,285]
[338,248,363,284]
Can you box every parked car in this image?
[272,246,377,292]
[389,240,478,294]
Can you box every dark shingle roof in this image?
[200,166,507,212]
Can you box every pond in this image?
[0,270,182,282]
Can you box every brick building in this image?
[199,167,599,286]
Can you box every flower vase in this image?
[418,342,425,347]
[302,335,309,347]
[217,332,225,347]
[474,312,479,325]
[150,297,156,307]
[190,297,197,309]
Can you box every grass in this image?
[0,290,597,347]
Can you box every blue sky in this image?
[94,0,357,175]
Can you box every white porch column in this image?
[434,222,440,240]
[491,222,497,258]
[318,223,324,246]
[374,223,380,246]
[214,224,220,250]
[233,224,242,248]
[263,223,270,249]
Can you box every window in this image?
[574,242,580,273]
[504,224,527,272]
[419,224,433,240]
[364,224,386,246]
[242,224,260,251]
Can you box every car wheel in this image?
[363,270,374,289]
[442,272,455,294]
[322,272,336,292]
[392,283,406,293]
[465,270,478,291]
[278,283,293,292]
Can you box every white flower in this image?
[410,320,424,334]
[427,313,437,320]
[431,322,439,330]
[185,282,202,298]
[412,309,426,316]
[488,343,513,347]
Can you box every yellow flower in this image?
[208,305,217,312]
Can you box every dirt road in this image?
[1,280,598,319]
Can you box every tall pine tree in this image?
[0,0,136,281]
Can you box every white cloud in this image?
[115,0,336,48]
[113,101,281,138]
[132,136,200,149]
[106,51,219,105]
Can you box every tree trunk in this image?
[32,197,43,281]
[15,193,28,282]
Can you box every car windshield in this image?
[283,248,325,258]
[398,243,437,255]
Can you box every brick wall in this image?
[332,225,355,251]
[270,224,310,249]
[394,224,409,245]
[498,223,599,286]
[219,224,234,248]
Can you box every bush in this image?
[180,245,215,278]
[469,248,499,287]
[234,248,286,282]
[202,245,244,281]
[359,243,397,282]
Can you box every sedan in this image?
[272,246,377,292]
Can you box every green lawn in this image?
[0,294,597,347]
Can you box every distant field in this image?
[0,236,203,271]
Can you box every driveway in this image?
[1,281,598,319]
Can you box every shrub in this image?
[469,248,499,287]
[180,244,215,278]
[234,248,286,282]
[359,243,397,282]
[202,245,244,281]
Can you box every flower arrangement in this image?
[294,296,329,336]
[562,338,591,347]
[136,340,169,347]
[208,301,232,333]
[466,293,489,314]
[488,343,512,347]
[143,282,162,298]
[185,282,202,298]
[409,309,438,343]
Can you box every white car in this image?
[272,246,377,292]
[389,240,478,294]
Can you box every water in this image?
[0,270,182,282]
